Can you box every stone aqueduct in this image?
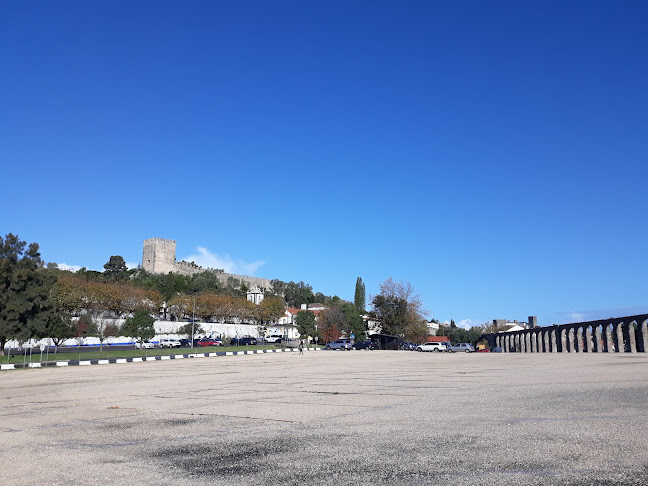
[483,314,648,353]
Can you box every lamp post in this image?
[191,295,196,348]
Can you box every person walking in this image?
[298,340,304,355]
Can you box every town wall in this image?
[142,237,272,290]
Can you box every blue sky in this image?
[1,1,646,328]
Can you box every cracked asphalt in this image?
[1,351,647,485]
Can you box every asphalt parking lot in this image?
[1,351,647,485]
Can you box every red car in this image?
[197,338,222,347]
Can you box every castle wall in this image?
[216,272,272,291]
[142,237,272,290]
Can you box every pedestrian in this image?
[298,340,304,355]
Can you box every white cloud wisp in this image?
[57,263,82,272]
[181,246,264,276]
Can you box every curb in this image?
[0,347,321,371]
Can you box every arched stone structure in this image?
[584,326,593,353]
[530,333,536,353]
[479,314,648,354]
[616,323,625,353]
[560,328,567,353]
[576,327,584,353]
[605,324,614,352]
[567,328,575,353]
[594,326,602,353]
[640,319,648,353]
[627,321,637,353]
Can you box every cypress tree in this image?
[354,277,366,311]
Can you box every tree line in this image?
[0,233,366,353]
[1,232,488,353]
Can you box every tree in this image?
[340,302,367,339]
[295,310,317,340]
[370,294,408,335]
[121,309,155,347]
[284,281,315,308]
[103,255,128,281]
[258,296,286,324]
[178,322,204,336]
[378,278,427,325]
[93,317,120,351]
[354,277,366,311]
[370,278,428,336]
[318,307,347,342]
[438,321,484,345]
[0,234,55,355]
[404,320,430,343]
[189,271,223,295]
[130,270,190,302]
[73,314,98,346]
[270,279,286,297]
[167,294,194,321]
[320,324,341,343]
[51,273,161,319]
[44,311,74,353]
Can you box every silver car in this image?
[325,339,353,350]
[447,343,475,353]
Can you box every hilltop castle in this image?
[142,237,272,291]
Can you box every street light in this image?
[191,295,196,349]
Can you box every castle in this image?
[142,237,272,291]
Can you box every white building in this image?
[246,285,265,305]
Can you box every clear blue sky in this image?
[2,1,646,328]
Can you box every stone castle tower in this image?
[142,237,272,289]
[142,237,178,274]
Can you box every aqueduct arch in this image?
[480,314,648,354]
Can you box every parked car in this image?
[399,342,417,351]
[135,341,155,349]
[447,343,475,353]
[198,338,223,347]
[416,342,447,352]
[265,335,283,343]
[325,339,353,350]
[230,336,258,346]
[160,339,181,348]
[178,339,200,348]
[353,340,374,350]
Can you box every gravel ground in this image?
[1,351,647,485]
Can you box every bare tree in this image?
[375,277,429,328]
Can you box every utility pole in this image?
[191,295,196,348]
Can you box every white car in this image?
[135,341,155,349]
[416,342,447,352]
[265,335,283,343]
[159,339,181,348]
